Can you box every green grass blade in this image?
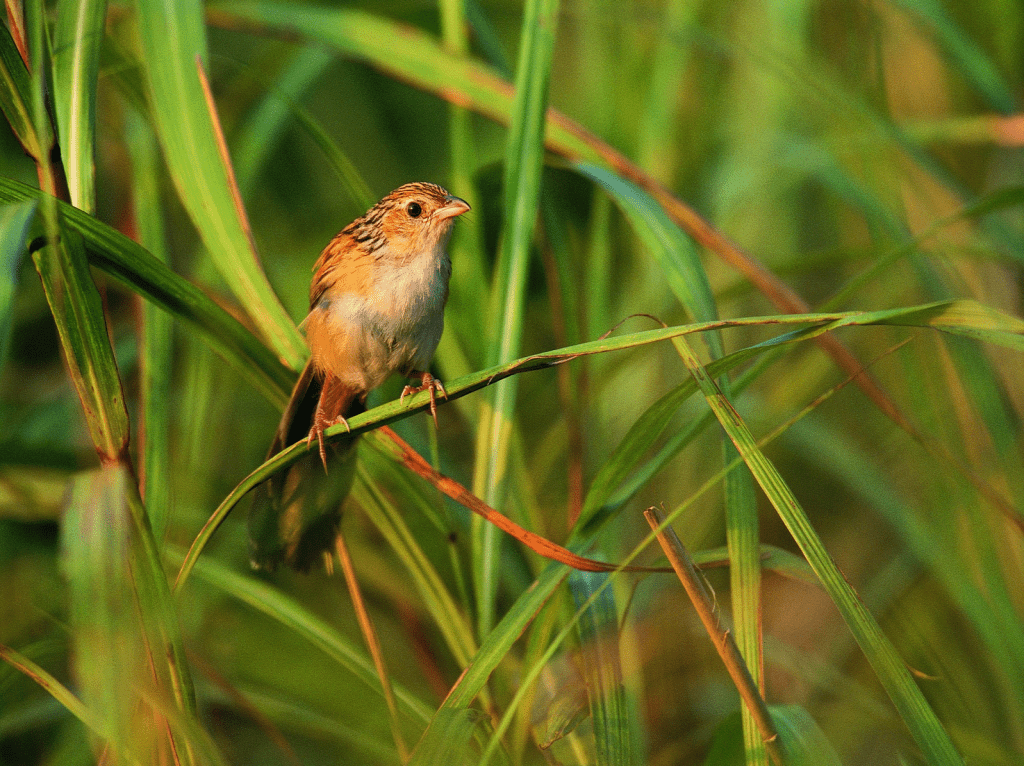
[353,456,478,667]
[230,45,374,211]
[570,571,642,766]
[578,158,765,764]
[173,300,1023,588]
[473,0,560,638]
[0,644,109,748]
[62,466,155,760]
[133,0,305,367]
[209,1,600,165]
[636,0,698,181]
[408,709,486,765]
[0,199,38,364]
[671,331,965,765]
[31,225,128,462]
[0,18,43,159]
[0,176,292,407]
[576,162,720,332]
[124,109,173,535]
[62,466,210,764]
[231,43,332,195]
[51,0,106,212]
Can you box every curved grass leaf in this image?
[409,708,487,766]
[577,159,766,763]
[576,162,719,331]
[208,1,598,164]
[0,644,109,752]
[133,0,305,367]
[173,298,1024,591]
[0,176,292,407]
[353,457,478,667]
[230,44,375,210]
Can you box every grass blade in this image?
[671,331,965,765]
[133,0,305,367]
[51,0,105,212]
[0,198,37,363]
[31,225,128,463]
[0,176,292,406]
[473,0,560,638]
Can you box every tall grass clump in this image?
[0,1,1022,764]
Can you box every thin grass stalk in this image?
[473,0,560,638]
[439,0,489,366]
[333,532,409,762]
[125,110,173,537]
[644,507,782,764]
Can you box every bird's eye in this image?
[407,202,422,218]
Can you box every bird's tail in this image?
[248,359,361,572]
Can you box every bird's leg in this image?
[306,372,352,470]
[401,370,447,428]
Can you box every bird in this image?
[249,182,470,571]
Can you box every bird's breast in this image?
[307,247,451,391]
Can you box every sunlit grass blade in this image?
[577,162,719,332]
[579,159,766,764]
[784,417,1024,715]
[645,508,783,765]
[671,331,966,765]
[473,0,559,638]
[409,709,487,766]
[133,0,305,367]
[51,0,105,212]
[172,298,1024,588]
[0,176,292,406]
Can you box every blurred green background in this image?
[0,0,1022,764]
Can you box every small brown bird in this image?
[249,182,470,570]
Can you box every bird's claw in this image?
[306,415,350,471]
[401,373,447,428]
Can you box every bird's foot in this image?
[306,413,350,471]
[401,372,447,428]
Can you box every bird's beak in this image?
[435,195,471,221]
